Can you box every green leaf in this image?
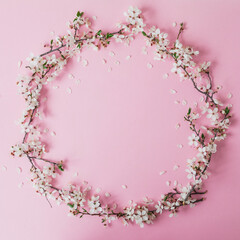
[164,195,168,201]
[42,61,47,69]
[142,31,147,36]
[50,39,53,45]
[96,30,102,36]
[173,52,179,59]
[68,203,74,208]
[57,163,64,171]
[77,11,84,17]
[201,133,205,140]
[105,33,113,39]
[224,107,230,115]
[77,43,81,49]
[187,108,191,115]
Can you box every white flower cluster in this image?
[147,26,170,60]
[88,196,102,214]
[11,140,45,158]
[31,168,53,194]
[115,6,145,45]
[124,6,145,34]
[123,203,156,228]
[67,11,91,30]
[170,40,199,71]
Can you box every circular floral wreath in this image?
[11,7,232,228]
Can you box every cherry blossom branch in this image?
[11,7,232,228]
[177,23,184,40]
[29,156,59,166]
[40,29,123,58]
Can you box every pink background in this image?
[0,0,240,239]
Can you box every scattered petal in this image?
[102,58,107,64]
[52,86,59,89]
[174,180,178,186]
[115,60,120,65]
[18,60,22,68]
[43,128,49,133]
[86,186,92,191]
[163,73,169,79]
[172,22,177,27]
[227,93,232,99]
[173,165,179,171]
[182,100,187,105]
[108,67,112,72]
[77,56,82,62]
[175,123,180,129]
[66,87,72,94]
[105,192,111,197]
[174,100,180,104]
[82,59,88,67]
[147,63,153,69]
[17,167,22,174]
[73,172,78,177]
[2,165,7,171]
[166,181,171,186]
[126,55,131,60]
[200,96,204,102]
[75,79,81,85]
[68,73,74,79]
[122,184,127,189]
[113,203,118,209]
[142,47,148,55]
[83,180,88,185]
[96,187,101,193]
[159,170,166,176]
[170,89,177,94]
[92,16,97,20]
[177,144,183,149]
[109,51,115,57]
[18,182,24,188]
[50,131,56,136]
[143,196,153,204]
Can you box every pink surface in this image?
[1,0,240,239]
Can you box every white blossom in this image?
[207,108,219,121]
[188,133,199,147]
[88,196,102,214]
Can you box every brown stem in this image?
[29,156,58,165]
[177,23,184,40]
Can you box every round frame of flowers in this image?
[12,7,232,227]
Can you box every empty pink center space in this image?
[40,37,198,204]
